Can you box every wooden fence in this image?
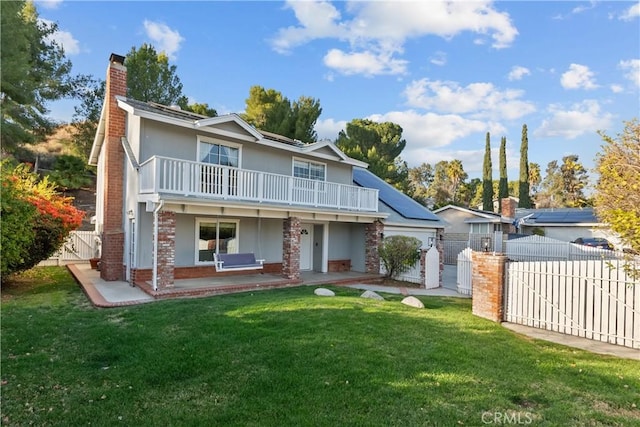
[504,259,639,349]
[39,231,98,266]
[456,248,473,295]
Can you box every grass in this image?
[1,267,639,426]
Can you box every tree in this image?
[482,132,494,211]
[594,119,640,256]
[560,154,589,207]
[378,235,421,279]
[1,0,87,151]
[498,136,509,211]
[536,160,564,208]
[71,78,105,160]
[408,163,434,206]
[447,159,468,204]
[518,124,532,208]
[182,102,217,117]
[1,160,84,279]
[125,43,188,107]
[336,119,408,189]
[242,86,321,143]
[528,162,542,197]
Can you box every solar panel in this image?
[353,168,440,221]
[528,209,597,224]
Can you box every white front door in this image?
[300,224,313,270]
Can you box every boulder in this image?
[360,290,384,300]
[314,288,335,297]
[401,296,424,309]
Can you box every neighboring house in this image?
[434,202,516,237]
[90,54,444,290]
[514,208,622,247]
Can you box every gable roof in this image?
[89,97,367,168]
[353,168,442,224]
[434,204,500,218]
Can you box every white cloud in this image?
[619,3,640,21]
[619,59,640,88]
[39,18,80,55]
[429,51,447,66]
[508,66,530,81]
[315,117,347,141]
[323,48,408,76]
[271,1,518,76]
[36,0,63,9]
[367,110,505,150]
[610,84,624,93]
[403,79,536,120]
[535,100,613,139]
[560,64,598,90]
[143,20,184,60]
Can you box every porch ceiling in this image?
[139,194,387,223]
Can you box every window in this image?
[199,141,239,167]
[293,159,325,181]
[196,219,238,263]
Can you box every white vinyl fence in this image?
[456,248,473,295]
[39,231,99,266]
[505,259,640,349]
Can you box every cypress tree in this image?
[518,124,532,208]
[498,136,508,211]
[482,132,494,211]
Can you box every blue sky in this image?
[38,0,639,181]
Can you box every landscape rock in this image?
[401,296,424,309]
[314,288,335,297]
[360,290,384,300]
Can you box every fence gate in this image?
[504,259,640,349]
[456,247,473,295]
[39,231,98,266]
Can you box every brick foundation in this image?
[282,217,301,280]
[131,263,283,286]
[365,220,384,274]
[471,251,507,322]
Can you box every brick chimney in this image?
[100,53,127,281]
[501,197,515,219]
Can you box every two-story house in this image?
[90,54,444,292]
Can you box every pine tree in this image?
[518,124,532,208]
[498,136,509,211]
[482,132,494,211]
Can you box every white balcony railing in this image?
[139,156,379,212]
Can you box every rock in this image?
[401,296,424,309]
[360,290,384,300]
[314,288,335,297]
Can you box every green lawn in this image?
[1,267,639,426]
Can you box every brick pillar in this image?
[100,54,127,281]
[365,220,384,274]
[419,249,427,286]
[282,217,301,280]
[471,251,507,322]
[156,211,176,289]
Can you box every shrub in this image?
[48,154,93,191]
[0,160,84,280]
[378,235,422,279]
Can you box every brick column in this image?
[156,211,176,289]
[419,249,427,286]
[365,220,384,274]
[100,54,127,281]
[282,217,301,280]
[471,251,507,322]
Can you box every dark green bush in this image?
[378,235,421,279]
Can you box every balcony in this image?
[139,156,379,212]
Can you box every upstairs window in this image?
[293,159,325,181]
[199,140,239,167]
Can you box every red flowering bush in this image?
[1,160,84,279]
